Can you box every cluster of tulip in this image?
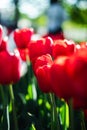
[0,24,87,129]
[29,34,87,110]
[1,24,87,108]
[34,40,87,108]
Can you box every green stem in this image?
[69,99,74,130]
[0,85,10,130]
[0,85,5,107]
[64,102,67,130]
[6,105,10,130]
[9,84,19,130]
[81,111,86,130]
[49,93,60,130]
[26,54,30,66]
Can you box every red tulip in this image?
[52,39,75,59]
[0,51,21,85]
[50,56,74,99]
[34,54,53,74]
[67,48,87,100]
[13,28,33,61]
[34,54,53,93]
[14,28,34,48]
[0,25,3,45]
[29,37,53,62]
[36,65,52,93]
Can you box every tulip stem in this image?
[49,93,60,130]
[81,111,86,130]
[69,99,74,130]
[9,84,19,130]
[64,102,67,130]
[0,85,10,130]
[0,85,5,106]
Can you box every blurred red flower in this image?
[13,28,33,61]
[52,39,75,59]
[29,37,53,63]
[50,56,74,99]
[33,54,53,74]
[67,48,87,100]
[14,28,33,48]
[34,54,53,93]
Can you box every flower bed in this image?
[0,25,87,130]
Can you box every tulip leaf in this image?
[60,102,69,129]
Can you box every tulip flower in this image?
[34,54,53,93]
[29,37,53,63]
[13,28,33,61]
[67,48,87,100]
[33,54,53,74]
[52,39,75,59]
[50,56,74,100]
[14,28,33,48]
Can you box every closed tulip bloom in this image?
[14,28,33,48]
[29,37,53,63]
[33,54,53,74]
[52,39,75,59]
[67,48,87,100]
[36,65,52,93]
[50,56,73,100]
[34,54,53,93]
[13,28,33,61]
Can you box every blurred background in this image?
[0,0,87,42]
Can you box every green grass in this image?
[62,20,87,29]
